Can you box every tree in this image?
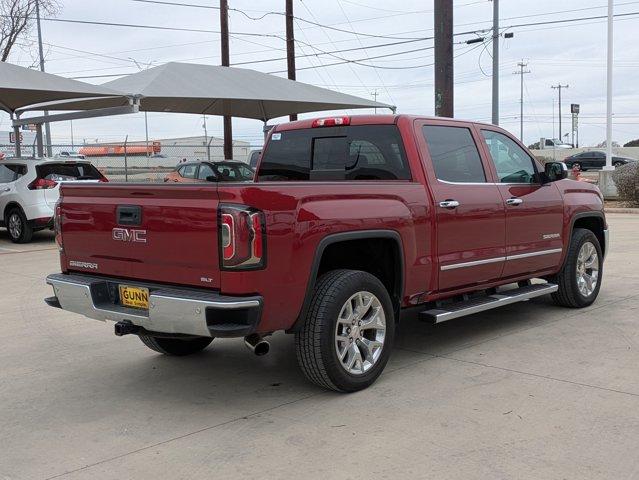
[1,0,59,62]
[624,139,639,147]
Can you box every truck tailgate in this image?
[59,184,221,289]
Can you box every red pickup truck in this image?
[46,115,607,392]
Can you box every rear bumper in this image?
[45,273,262,338]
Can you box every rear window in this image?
[37,163,102,181]
[258,125,411,181]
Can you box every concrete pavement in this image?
[1,215,638,480]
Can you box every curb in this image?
[605,208,639,214]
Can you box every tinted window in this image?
[481,130,537,184]
[258,125,410,181]
[0,164,24,183]
[422,125,486,183]
[179,164,197,179]
[593,152,605,158]
[198,163,214,180]
[211,163,254,181]
[37,163,102,181]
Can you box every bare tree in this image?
[1,0,60,62]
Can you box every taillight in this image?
[312,116,350,127]
[28,178,57,190]
[54,198,63,253]
[219,205,266,270]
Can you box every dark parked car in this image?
[563,151,637,170]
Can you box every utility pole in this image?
[371,89,378,114]
[491,0,499,125]
[220,0,233,159]
[36,0,52,157]
[604,0,614,170]
[434,0,453,117]
[285,0,297,122]
[551,84,568,140]
[513,60,530,141]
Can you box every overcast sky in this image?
[1,0,638,147]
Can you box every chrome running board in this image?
[420,283,559,324]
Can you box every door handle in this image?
[506,197,523,206]
[438,200,460,209]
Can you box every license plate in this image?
[119,285,150,309]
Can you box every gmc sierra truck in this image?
[45,115,607,392]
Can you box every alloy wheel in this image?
[334,291,386,375]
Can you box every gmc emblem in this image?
[112,227,147,243]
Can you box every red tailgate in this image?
[59,184,221,289]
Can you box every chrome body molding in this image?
[441,248,563,271]
[46,273,261,338]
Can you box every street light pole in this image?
[604,0,614,170]
[551,84,568,140]
[36,0,52,157]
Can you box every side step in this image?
[419,283,558,324]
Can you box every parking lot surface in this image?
[1,215,638,480]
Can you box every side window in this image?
[421,125,486,183]
[198,164,215,180]
[0,165,16,183]
[545,139,554,147]
[594,152,605,159]
[481,130,537,184]
[0,164,23,183]
[179,164,197,179]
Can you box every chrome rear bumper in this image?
[46,273,262,338]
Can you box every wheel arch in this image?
[566,211,606,264]
[288,230,405,332]
[3,201,25,221]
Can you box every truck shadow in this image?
[87,296,571,406]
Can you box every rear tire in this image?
[6,207,33,243]
[139,335,213,356]
[551,228,602,308]
[295,269,395,392]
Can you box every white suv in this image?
[0,158,107,243]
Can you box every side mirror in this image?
[544,162,568,182]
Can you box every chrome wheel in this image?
[334,291,386,375]
[576,241,599,297]
[8,212,22,239]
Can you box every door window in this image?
[421,125,486,183]
[197,163,215,180]
[481,130,538,184]
[179,164,197,179]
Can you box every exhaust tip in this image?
[244,334,270,356]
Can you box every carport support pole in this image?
[220,0,233,160]
[11,114,21,158]
[35,124,44,158]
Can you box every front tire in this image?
[551,228,602,308]
[6,207,33,243]
[295,269,395,392]
[139,335,213,356]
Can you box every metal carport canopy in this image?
[24,62,394,121]
[0,61,123,114]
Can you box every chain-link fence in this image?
[0,141,263,183]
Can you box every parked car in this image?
[54,151,86,160]
[163,160,254,183]
[538,138,573,150]
[0,158,108,243]
[45,115,607,392]
[563,151,637,170]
